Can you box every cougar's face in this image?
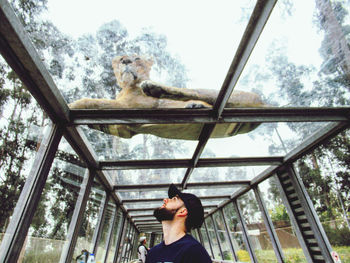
[112,55,153,86]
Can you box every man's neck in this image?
[161,221,186,245]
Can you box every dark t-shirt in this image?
[145,234,212,263]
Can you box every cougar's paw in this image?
[140,80,164,98]
[185,103,208,109]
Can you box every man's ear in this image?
[177,207,188,218]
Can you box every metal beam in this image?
[114,181,250,191]
[232,200,258,263]
[70,107,350,125]
[0,0,69,122]
[59,170,95,263]
[128,204,217,212]
[122,195,231,204]
[101,156,283,170]
[212,0,277,118]
[92,193,109,254]
[253,186,285,263]
[0,124,63,262]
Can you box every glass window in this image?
[238,191,278,262]
[200,224,212,258]
[213,211,234,260]
[206,122,331,158]
[293,127,350,261]
[234,0,350,108]
[259,176,307,262]
[96,199,116,262]
[19,143,85,262]
[223,202,250,262]
[205,217,221,259]
[106,210,123,263]
[0,55,51,245]
[81,127,198,161]
[73,178,107,259]
[118,221,131,263]
[109,168,186,185]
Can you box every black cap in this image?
[168,184,204,229]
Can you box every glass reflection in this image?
[109,168,186,185]
[259,176,307,262]
[73,178,106,259]
[21,152,85,261]
[238,190,278,262]
[234,0,350,108]
[206,122,331,158]
[189,166,270,182]
[81,126,197,161]
[106,210,123,263]
[223,202,250,262]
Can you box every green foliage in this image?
[324,224,350,246]
[270,204,290,222]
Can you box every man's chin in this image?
[153,207,176,222]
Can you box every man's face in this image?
[153,195,185,222]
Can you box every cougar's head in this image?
[112,55,153,87]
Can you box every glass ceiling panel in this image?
[12,0,257,106]
[129,210,154,216]
[183,187,241,197]
[230,0,350,108]
[81,126,197,161]
[124,199,223,210]
[117,190,168,200]
[108,168,185,185]
[188,166,270,183]
[206,122,331,158]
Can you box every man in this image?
[138,236,148,263]
[146,184,212,263]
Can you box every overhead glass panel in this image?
[189,166,270,182]
[231,0,350,108]
[117,190,168,200]
[183,187,241,197]
[81,126,198,161]
[108,168,186,185]
[206,122,332,158]
[10,0,256,106]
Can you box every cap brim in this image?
[168,184,182,198]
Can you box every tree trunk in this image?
[316,0,350,79]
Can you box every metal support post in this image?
[204,219,215,259]
[0,124,63,263]
[232,200,258,263]
[276,165,334,262]
[210,214,224,259]
[113,213,127,263]
[150,233,155,248]
[60,169,95,263]
[103,206,118,263]
[220,209,238,262]
[253,186,285,263]
[121,220,132,263]
[196,228,204,245]
[92,193,109,254]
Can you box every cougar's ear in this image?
[144,56,154,68]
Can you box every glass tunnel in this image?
[0,0,350,262]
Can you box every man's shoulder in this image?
[148,242,163,254]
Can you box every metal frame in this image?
[219,209,238,262]
[210,214,224,259]
[92,193,109,254]
[253,186,285,263]
[232,200,258,263]
[1,0,349,261]
[204,219,215,259]
[0,124,63,262]
[59,169,95,263]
